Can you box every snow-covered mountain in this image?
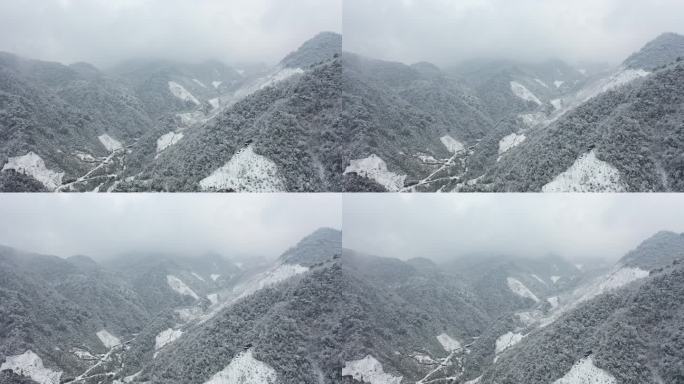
[341,32,684,192]
[0,32,343,192]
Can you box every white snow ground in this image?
[0,350,62,384]
[575,68,650,104]
[344,154,406,192]
[552,356,617,384]
[155,328,183,351]
[519,112,547,128]
[495,332,524,355]
[551,276,561,283]
[342,355,403,384]
[98,134,123,152]
[551,99,562,110]
[193,79,207,88]
[212,81,223,88]
[554,80,565,88]
[207,293,219,305]
[436,333,461,352]
[230,67,304,104]
[507,277,540,302]
[235,264,309,300]
[96,329,121,349]
[168,81,200,105]
[498,133,526,155]
[510,81,542,105]
[166,275,200,300]
[440,135,466,153]
[1,152,64,190]
[547,296,559,309]
[542,150,626,192]
[209,98,220,109]
[156,132,184,153]
[211,274,221,281]
[199,145,286,192]
[535,79,548,88]
[191,272,206,282]
[203,349,277,384]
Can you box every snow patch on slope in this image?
[342,355,402,384]
[212,81,223,88]
[519,112,547,128]
[231,67,304,103]
[547,296,559,309]
[551,275,561,283]
[208,98,220,110]
[98,134,123,152]
[156,132,184,153]
[0,350,61,384]
[1,152,64,191]
[235,264,308,300]
[199,145,286,192]
[535,78,548,88]
[552,356,616,384]
[166,275,200,300]
[510,81,542,105]
[207,293,219,305]
[191,272,205,282]
[193,79,207,88]
[498,133,526,155]
[96,329,121,348]
[542,150,626,192]
[436,333,461,352]
[344,154,406,192]
[440,135,466,153]
[551,99,562,110]
[507,277,539,302]
[155,328,183,351]
[575,68,650,104]
[168,81,200,105]
[578,267,649,304]
[495,332,524,355]
[211,274,221,281]
[203,349,277,384]
[554,80,565,88]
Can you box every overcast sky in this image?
[0,194,341,259]
[0,0,341,67]
[343,194,684,262]
[344,0,684,66]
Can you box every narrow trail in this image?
[64,337,135,384]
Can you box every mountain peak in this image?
[279,31,342,68]
[620,230,684,269]
[624,32,684,70]
[279,227,342,266]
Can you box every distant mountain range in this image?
[2,229,682,383]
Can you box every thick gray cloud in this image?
[343,194,684,262]
[344,0,684,66]
[0,194,341,259]
[0,0,341,67]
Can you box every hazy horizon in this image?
[343,0,684,67]
[0,0,341,68]
[343,194,684,263]
[0,194,341,260]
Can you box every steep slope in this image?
[459,231,684,384]
[0,246,150,381]
[342,53,494,191]
[119,33,344,192]
[0,52,156,191]
[479,62,684,192]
